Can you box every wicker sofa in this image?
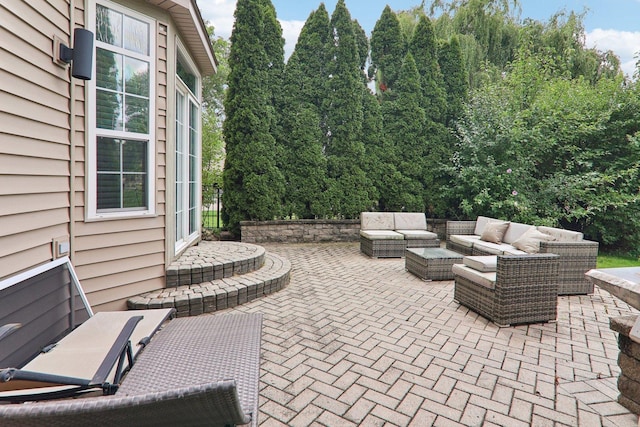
[360,212,439,258]
[452,254,560,326]
[446,216,598,295]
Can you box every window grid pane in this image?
[176,91,185,242]
[95,3,152,214]
[97,137,147,210]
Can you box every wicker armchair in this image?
[452,254,560,326]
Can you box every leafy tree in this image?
[325,0,374,217]
[222,0,285,235]
[370,6,406,97]
[202,25,229,208]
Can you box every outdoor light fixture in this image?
[54,28,94,80]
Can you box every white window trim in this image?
[86,0,157,221]
[174,39,202,253]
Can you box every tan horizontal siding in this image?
[89,274,166,311]
[0,193,69,216]
[75,252,165,285]
[0,176,69,195]
[0,246,55,282]
[0,92,69,127]
[0,133,69,160]
[0,0,72,282]
[75,228,164,250]
[0,208,69,238]
[75,240,164,266]
[0,224,68,259]
[1,112,69,143]
[0,154,69,176]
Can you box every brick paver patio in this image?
[229,242,639,426]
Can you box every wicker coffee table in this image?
[406,247,464,281]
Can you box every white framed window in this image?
[87,1,156,219]
[175,42,201,252]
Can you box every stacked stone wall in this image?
[610,314,640,414]
[240,219,360,244]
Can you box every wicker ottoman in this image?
[405,247,463,281]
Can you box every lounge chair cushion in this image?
[395,230,437,240]
[393,213,427,230]
[452,264,496,289]
[463,256,497,272]
[480,221,510,244]
[361,212,395,230]
[512,228,557,253]
[359,230,404,240]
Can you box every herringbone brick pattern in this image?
[231,242,639,426]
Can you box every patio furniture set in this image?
[0,257,261,426]
[360,213,599,327]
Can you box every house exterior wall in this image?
[0,0,214,311]
[0,0,75,279]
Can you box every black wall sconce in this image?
[53,28,94,80]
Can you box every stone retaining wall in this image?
[240,219,360,244]
[610,314,640,414]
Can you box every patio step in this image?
[127,242,291,317]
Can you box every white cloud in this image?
[196,0,237,39]
[586,28,640,77]
[279,20,305,60]
[196,1,302,61]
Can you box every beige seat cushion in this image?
[472,240,527,255]
[452,264,496,289]
[360,230,404,240]
[480,221,510,244]
[393,213,427,230]
[449,234,481,248]
[512,228,556,253]
[396,230,438,240]
[463,256,497,272]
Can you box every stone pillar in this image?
[610,314,640,414]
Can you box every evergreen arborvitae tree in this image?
[438,35,469,126]
[361,84,401,211]
[353,19,369,73]
[260,0,286,140]
[380,52,427,211]
[278,7,331,218]
[409,14,447,123]
[370,6,406,98]
[325,0,374,217]
[222,0,285,236]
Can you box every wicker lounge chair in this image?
[0,313,263,427]
[452,254,560,326]
[0,258,263,426]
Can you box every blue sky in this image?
[197,0,640,76]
